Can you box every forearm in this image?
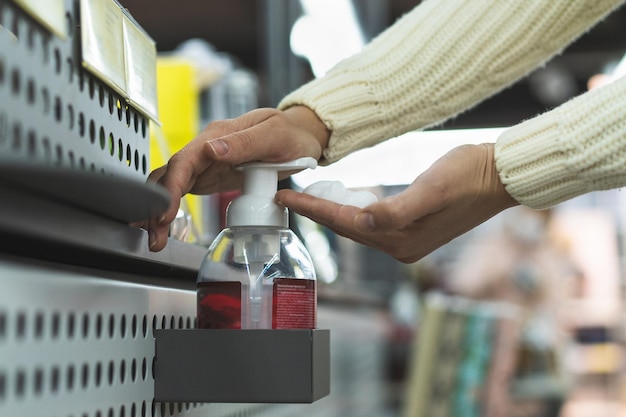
[495,76,626,208]
[279,0,624,164]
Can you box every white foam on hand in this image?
[302,181,378,209]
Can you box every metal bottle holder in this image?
[154,329,330,404]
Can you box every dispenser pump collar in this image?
[226,157,317,227]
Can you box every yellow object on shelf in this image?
[150,56,199,169]
[150,56,204,243]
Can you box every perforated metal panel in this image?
[0,256,271,417]
[0,0,149,180]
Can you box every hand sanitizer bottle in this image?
[197,157,318,329]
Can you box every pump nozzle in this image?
[227,157,317,227]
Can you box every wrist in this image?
[485,143,518,209]
[283,105,330,156]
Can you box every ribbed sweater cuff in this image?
[279,73,380,165]
[495,76,626,209]
[494,113,583,209]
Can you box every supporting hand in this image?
[143,106,330,251]
[275,143,519,263]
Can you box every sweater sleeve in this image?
[495,76,626,209]
[278,0,624,164]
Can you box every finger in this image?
[148,222,170,252]
[276,190,415,258]
[276,190,366,236]
[156,139,220,225]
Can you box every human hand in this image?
[143,106,330,251]
[275,143,518,263]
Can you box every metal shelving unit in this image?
[0,1,393,416]
[0,1,243,415]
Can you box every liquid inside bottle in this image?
[197,226,316,329]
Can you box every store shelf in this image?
[0,181,205,281]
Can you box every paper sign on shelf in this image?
[123,13,159,122]
[80,0,128,97]
[79,0,159,123]
[13,0,67,39]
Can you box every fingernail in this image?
[158,214,167,224]
[149,232,157,249]
[355,213,375,232]
[208,139,229,156]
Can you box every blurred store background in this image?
[120,1,626,416]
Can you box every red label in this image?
[272,278,316,329]
[197,282,241,329]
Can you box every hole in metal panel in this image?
[108,92,115,115]
[109,132,115,156]
[120,359,126,384]
[81,362,89,390]
[99,126,106,150]
[53,48,61,75]
[141,357,147,381]
[99,83,105,108]
[67,313,75,339]
[11,67,20,95]
[118,138,123,161]
[27,130,36,157]
[16,311,26,339]
[0,311,6,338]
[95,313,103,338]
[41,87,49,114]
[26,77,35,104]
[82,313,90,338]
[0,111,6,145]
[54,96,62,122]
[15,369,25,398]
[108,360,114,386]
[130,359,137,382]
[67,57,74,83]
[89,119,96,143]
[109,314,115,339]
[67,103,74,130]
[42,137,51,163]
[51,311,60,338]
[50,366,60,393]
[33,367,44,395]
[95,361,102,387]
[0,372,5,400]
[131,314,137,338]
[65,11,73,38]
[12,121,21,151]
[55,144,63,166]
[34,311,44,339]
[66,364,75,391]
[78,112,85,137]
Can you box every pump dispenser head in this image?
[227,157,317,227]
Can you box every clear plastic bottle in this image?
[197,158,317,329]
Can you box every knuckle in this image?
[230,131,254,152]
[204,119,231,134]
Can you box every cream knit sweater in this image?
[278,0,626,209]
